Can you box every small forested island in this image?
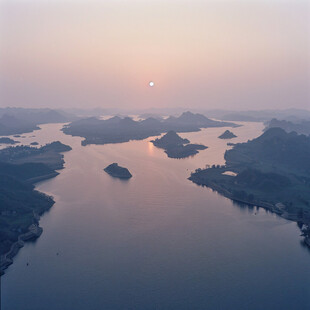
[0,141,72,274]
[189,127,310,247]
[152,130,190,147]
[151,130,207,158]
[62,111,238,145]
[218,130,237,139]
[104,163,132,179]
[0,137,20,144]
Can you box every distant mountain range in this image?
[0,108,77,136]
[264,118,310,136]
[205,108,310,122]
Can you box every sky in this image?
[0,0,309,111]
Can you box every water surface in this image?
[2,122,310,310]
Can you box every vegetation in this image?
[0,115,39,135]
[265,118,310,135]
[0,108,77,135]
[0,137,20,144]
[189,127,310,245]
[104,163,132,179]
[152,130,190,147]
[218,130,237,139]
[0,174,54,257]
[151,130,207,158]
[0,141,72,170]
[62,111,238,145]
[0,141,72,273]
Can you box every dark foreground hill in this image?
[189,128,310,247]
[0,142,71,274]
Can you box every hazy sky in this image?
[0,0,309,110]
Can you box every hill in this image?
[104,163,132,179]
[0,141,72,274]
[265,118,310,135]
[225,127,310,174]
[189,128,310,246]
[218,130,237,139]
[63,111,238,145]
[152,131,190,148]
[0,108,77,136]
[152,131,207,158]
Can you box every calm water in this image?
[1,122,310,310]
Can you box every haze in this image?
[0,0,309,110]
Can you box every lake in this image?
[1,122,310,310]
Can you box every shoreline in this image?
[189,175,310,248]
[0,223,43,275]
[26,172,59,184]
[0,171,59,276]
[0,141,71,276]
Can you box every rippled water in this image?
[2,122,310,310]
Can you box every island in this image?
[104,163,132,179]
[189,127,310,247]
[151,130,207,158]
[0,141,72,274]
[62,111,239,145]
[0,137,20,144]
[218,130,237,139]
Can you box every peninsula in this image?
[0,141,72,274]
[189,127,310,246]
[0,141,72,171]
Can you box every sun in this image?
[149,81,154,87]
